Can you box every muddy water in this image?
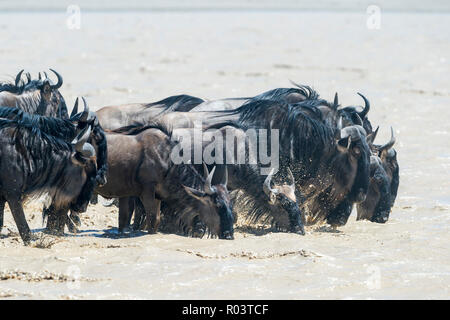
[0,9,449,299]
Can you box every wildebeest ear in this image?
[183,185,207,202]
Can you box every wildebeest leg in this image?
[7,198,31,245]
[326,198,353,227]
[140,187,161,233]
[69,210,82,227]
[118,197,132,233]
[132,198,146,231]
[126,197,135,227]
[89,193,98,205]
[45,205,66,235]
[67,210,80,233]
[0,198,5,233]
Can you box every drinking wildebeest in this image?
[357,128,399,223]
[0,119,97,245]
[95,94,204,131]
[0,69,68,118]
[93,123,234,239]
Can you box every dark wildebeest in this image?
[95,94,204,131]
[0,118,97,245]
[94,124,234,239]
[0,98,109,233]
[0,69,68,118]
[357,128,399,223]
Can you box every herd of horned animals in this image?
[0,70,399,245]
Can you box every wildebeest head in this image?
[262,167,304,234]
[68,124,98,213]
[183,165,234,239]
[1,69,68,118]
[357,128,399,223]
[356,155,391,223]
[69,97,108,186]
[335,122,371,204]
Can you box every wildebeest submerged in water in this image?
[93,123,234,239]
[357,127,399,223]
[0,69,68,118]
[0,118,97,245]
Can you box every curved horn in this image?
[379,127,396,153]
[79,97,90,121]
[222,165,228,187]
[25,72,31,84]
[72,125,92,151]
[38,72,42,80]
[357,92,370,119]
[49,68,63,89]
[263,168,278,197]
[15,69,24,87]
[43,71,48,79]
[333,92,339,110]
[70,97,79,118]
[78,142,96,158]
[203,164,216,195]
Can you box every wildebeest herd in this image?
[0,69,399,245]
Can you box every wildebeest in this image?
[357,128,399,223]
[0,69,68,118]
[0,98,109,233]
[0,118,97,245]
[93,123,234,239]
[95,94,204,131]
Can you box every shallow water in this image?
[0,8,449,299]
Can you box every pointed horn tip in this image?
[15,69,24,83]
[49,68,63,88]
[390,127,396,144]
